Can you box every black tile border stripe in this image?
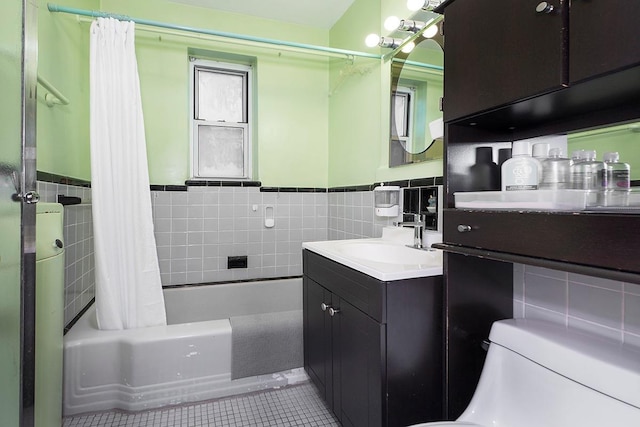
[37,171,91,187]
[185,180,263,187]
[161,275,303,290]
[260,187,328,193]
[39,172,444,193]
[63,297,95,335]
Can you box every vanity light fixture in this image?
[384,16,427,33]
[365,33,410,51]
[401,41,415,53]
[407,0,444,12]
[423,23,439,39]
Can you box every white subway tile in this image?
[568,283,623,329]
[523,273,567,314]
[568,273,623,291]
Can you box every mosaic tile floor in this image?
[63,382,340,427]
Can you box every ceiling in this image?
[168,0,356,29]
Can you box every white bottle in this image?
[603,151,631,206]
[571,150,604,190]
[532,142,550,160]
[571,149,586,164]
[501,140,542,191]
[532,142,549,180]
[541,148,572,189]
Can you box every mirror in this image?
[389,24,444,167]
[567,121,640,182]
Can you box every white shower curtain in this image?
[89,18,166,330]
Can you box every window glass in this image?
[196,69,245,122]
[190,58,252,179]
[197,124,245,178]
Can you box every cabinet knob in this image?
[321,302,329,311]
[457,224,472,233]
[328,307,340,317]
[535,1,555,14]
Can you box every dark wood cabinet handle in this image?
[536,1,555,14]
[457,224,472,232]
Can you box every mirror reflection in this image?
[567,121,640,182]
[390,35,443,167]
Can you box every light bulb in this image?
[407,0,426,11]
[423,24,439,39]
[401,41,415,53]
[365,33,381,48]
[384,16,402,32]
[407,0,442,11]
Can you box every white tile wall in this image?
[327,191,396,240]
[514,263,640,346]
[38,181,95,326]
[152,187,328,286]
[40,178,640,347]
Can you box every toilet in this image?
[413,318,640,427]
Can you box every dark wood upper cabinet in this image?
[439,0,640,131]
[569,0,640,84]
[442,0,568,122]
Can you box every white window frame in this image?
[392,85,416,150]
[190,58,253,180]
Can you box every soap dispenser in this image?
[374,185,400,217]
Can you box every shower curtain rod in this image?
[47,3,382,60]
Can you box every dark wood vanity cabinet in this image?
[303,250,443,427]
[437,0,640,420]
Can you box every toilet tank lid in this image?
[490,319,640,410]
[36,202,63,214]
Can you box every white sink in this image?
[335,240,442,267]
[302,231,443,281]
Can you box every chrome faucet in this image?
[396,213,425,249]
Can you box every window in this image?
[391,85,416,150]
[190,58,252,179]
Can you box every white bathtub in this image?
[63,278,306,416]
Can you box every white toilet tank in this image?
[457,319,640,427]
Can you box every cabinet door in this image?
[334,298,384,427]
[303,278,334,409]
[569,0,640,83]
[442,0,567,121]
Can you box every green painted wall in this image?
[327,0,383,187]
[328,0,444,187]
[103,0,331,187]
[37,0,447,189]
[37,0,95,181]
[38,0,331,187]
[0,1,24,425]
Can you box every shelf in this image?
[443,209,640,279]
[434,243,640,284]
